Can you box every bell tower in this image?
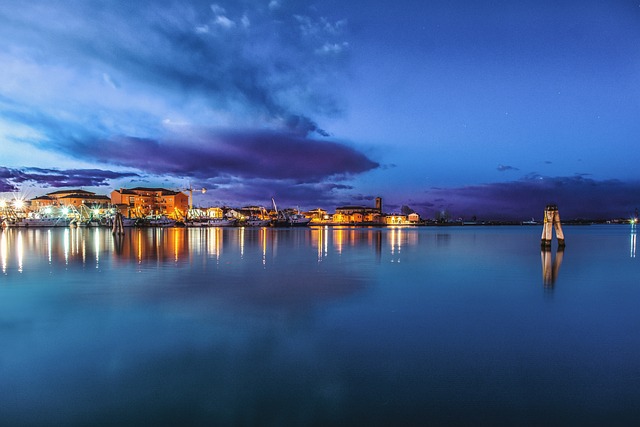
[375,197,382,212]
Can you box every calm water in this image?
[0,225,638,426]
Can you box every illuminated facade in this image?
[334,205,382,224]
[205,207,225,218]
[110,187,188,218]
[30,189,111,209]
[384,214,409,225]
[330,197,383,224]
[408,213,421,223]
[306,208,330,223]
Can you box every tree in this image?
[400,205,415,215]
[436,209,450,223]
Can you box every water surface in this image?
[1,225,638,425]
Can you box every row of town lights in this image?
[0,199,73,214]
[0,199,25,209]
[0,199,87,215]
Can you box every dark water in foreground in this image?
[0,225,638,426]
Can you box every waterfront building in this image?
[235,206,270,220]
[29,195,56,208]
[306,208,330,223]
[408,213,421,223]
[30,189,111,210]
[384,214,410,225]
[334,205,383,224]
[204,207,226,219]
[110,187,188,219]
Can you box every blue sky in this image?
[1,0,639,220]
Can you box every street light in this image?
[184,185,207,211]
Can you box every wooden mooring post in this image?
[541,204,565,248]
[112,211,125,235]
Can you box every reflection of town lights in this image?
[1,231,7,274]
[17,232,23,273]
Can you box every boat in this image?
[3,206,74,227]
[5,216,72,227]
[244,216,271,227]
[141,215,176,227]
[77,218,102,227]
[270,198,311,227]
[522,218,538,225]
[285,212,311,226]
[125,218,137,226]
[185,217,236,227]
[235,206,271,227]
[205,218,236,227]
[101,216,137,227]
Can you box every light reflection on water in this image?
[541,247,564,289]
[631,222,637,258]
[0,225,639,425]
[1,226,409,272]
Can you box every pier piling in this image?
[112,212,125,235]
[541,204,565,248]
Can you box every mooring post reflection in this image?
[541,246,564,289]
[631,222,637,258]
[113,233,124,256]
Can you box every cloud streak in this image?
[417,175,640,221]
[497,164,519,172]
[0,167,138,192]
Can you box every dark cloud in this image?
[351,194,376,201]
[418,175,640,221]
[0,167,137,191]
[55,130,378,184]
[182,178,356,209]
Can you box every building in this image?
[408,213,421,223]
[383,212,420,225]
[384,214,409,225]
[30,195,57,209]
[30,189,111,209]
[110,187,188,218]
[306,208,330,223]
[333,197,383,224]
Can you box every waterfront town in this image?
[2,187,638,229]
[0,187,424,228]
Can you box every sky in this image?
[1,0,639,220]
